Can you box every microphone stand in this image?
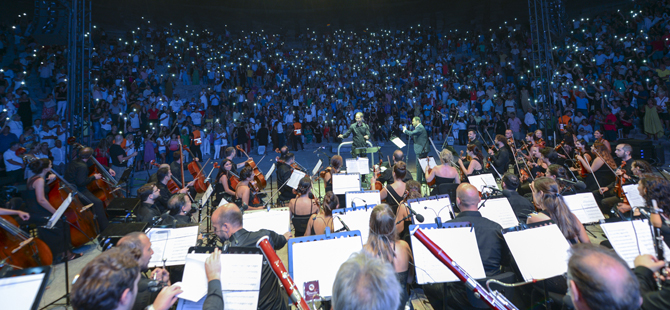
[262,178,291,211]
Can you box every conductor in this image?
[403,117,429,183]
[338,112,370,157]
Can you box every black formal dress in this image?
[23,176,71,261]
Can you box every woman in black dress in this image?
[371,161,408,214]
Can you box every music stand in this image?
[0,265,51,310]
[40,194,74,309]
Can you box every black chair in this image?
[466,271,517,309]
[436,183,460,212]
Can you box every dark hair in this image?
[167,194,188,216]
[495,134,506,144]
[71,247,142,310]
[296,176,312,195]
[157,166,170,183]
[322,191,338,216]
[502,173,520,190]
[393,161,407,179]
[137,183,156,202]
[28,158,50,174]
[331,155,343,170]
[281,152,295,162]
[532,177,580,240]
[631,160,653,175]
[239,166,253,181]
[639,175,670,217]
[173,151,181,159]
[539,147,558,163]
[366,204,397,263]
[466,144,484,162]
[568,244,641,310]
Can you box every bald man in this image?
[425,183,509,310]
[212,204,292,310]
[377,150,413,185]
[568,244,642,310]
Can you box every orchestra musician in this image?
[500,173,535,223]
[332,252,401,310]
[24,158,81,262]
[457,144,484,176]
[338,112,371,158]
[155,166,193,213]
[135,183,163,223]
[64,147,110,231]
[165,193,194,225]
[275,152,298,205]
[304,191,337,236]
[570,139,593,175]
[467,130,487,158]
[370,161,407,214]
[426,149,460,196]
[546,164,581,195]
[532,129,546,148]
[214,159,236,205]
[615,168,663,217]
[321,155,346,209]
[211,203,292,310]
[377,150,413,185]
[575,142,617,193]
[591,144,635,215]
[223,146,246,174]
[169,151,198,198]
[234,166,264,211]
[504,129,518,149]
[593,129,612,153]
[394,180,422,241]
[402,117,429,183]
[289,176,319,237]
[487,134,512,177]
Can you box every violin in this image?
[575,149,588,179]
[0,215,53,268]
[614,161,629,204]
[426,157,437,187]
[372,160,383,191]
[236,145,267,192]
[149,160,182,194]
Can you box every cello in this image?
[68,138,123,208]
[182,146,209,193]
[0,215,53,268]
[236,145,267,191]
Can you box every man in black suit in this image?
[487,134,511,178]
[501,173,535,223]
[403,116,429,183]
[338,112,371,158]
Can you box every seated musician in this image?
[275,152,298,205]
[370,161,407,214]
[24,158,82,262]
[135,183,163,223]
[155,166,192,213]
[532,129,546,148]
[546,164,581,195]
[234,166,264,211]
[305,191,337,236]
[425,149,460,196]
[148,163,170,183]
[117,232,172,310]
[457,144,484,176]
[65,147,110,231]
[0,207,29,220]
[363,204,413,310]
[332,251,402,310]
[377,150,413,185]
[570,138,593,175]
[170,151,199,187]
[487,134,512,178]
[214,159,236,205]
[165,193,194,225]
[635,176,670,250]
[500,173,535,223]
[528,177,590,244]
[289,176,319,237]
[614,160,655,217]
[575,142,617,193]
[322,155,346,209]
[592,143,635,214]
[424,183,510,310]
[394,180,422,241]
[71,247,181,310]
[223,146,245,174]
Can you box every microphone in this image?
[336,216,350,231]
[636,207,651,219]
[556,178,587,190]
[406,204,425,223]
[351,197,367,209]
[313,146,324,153]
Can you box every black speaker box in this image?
[106,198,141,218]
[98,222,148,251]
[614,139,655,162]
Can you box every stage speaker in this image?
[106,198,141,218]
[98,222,148,251]
[655,144,666,165]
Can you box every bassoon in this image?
[256,236,311,310]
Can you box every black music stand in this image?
[40,194,75,309]
[0,265,51,310]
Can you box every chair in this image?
[257,145,265,155]
[436,183,460,212]
[466,271,517,309]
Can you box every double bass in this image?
[67,138,122,208]
[0,215,53,268]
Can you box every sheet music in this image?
[623,184,646,209]
[467,174,498,195]
[243,208,290,235]
[333,208,374,243]
[410,197,454,225]
[47,193,73,228]
[291,235,363,298]
[0,273,45,310]
[411,226,486,284]
[345,191,381,209]
[312,160,323,176]
[601,219,670,268]
[332,173,361,195]
[287,170,306,189]
[200,184,214,206]
[561,193,605,224]
[265,163,276,181]
[477,198,519,229]
[419,157,438,174]
[503,224,571,281]
[147,226,200,267]
[391,137,406,149]
[346,158,370,175]
[218,196,229,207]
[178,253,262,309]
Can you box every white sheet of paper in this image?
[332,173,361,195]
[312,160,323,176]
[419,157,438,174]
[467,174,498,194]
[287,170,307,189]
[48,193,73,228]
[410,197,454,225]
[478,198,519,229]
[179,253,263,309]
[218,196,229,207]
[346,158,370,175]
[0,273,45,310]
[411,226,486,284]
[243,208,290,235]
[200,184,214,206]
[503,224,571,281]
[291,235,363,298]
[623,184,646,209]
[562,193,605,224]
[391,137,406,149]
[265,163,276,181]
[601,219,670,268]
[147,226,200,267]
[345,191,381,209]
[333,208,374,243]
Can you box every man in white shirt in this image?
[51,139,67,175]
[39,125,58,148]
[191,107,202,126]
[3,142,24,184]
[7,114,23,138]
[524,108,537,132]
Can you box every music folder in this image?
[503,223,571,281]
[0,266,51,310]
